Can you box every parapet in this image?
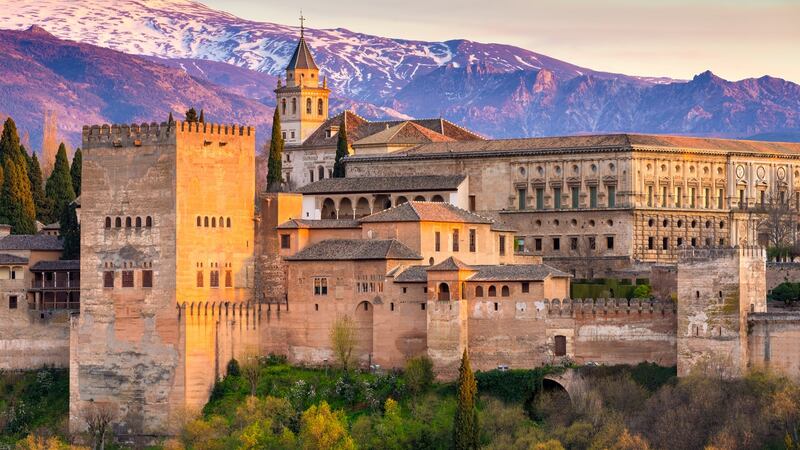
[544,297,676,316]
[677,245,766,262]
[82,121,254,149]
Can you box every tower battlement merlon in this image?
[176,121,254,138]
[676,245,766,262]
[81,122,175,149]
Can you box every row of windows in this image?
[474,283,530,298]
[530,236,615,252]
[433,230,508,255]
[647,218,725,229]
[0,266,24,280]
[104,216,153,229]
[647,236,725,250]
[356,281,384,293]
[280,97,324,116]
[103,270,153,288]
[196,270,233,288]
[196,216,232,228]
[647,186,725,209]
[518,185,616,210]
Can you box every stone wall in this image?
[0,307,70,370]
[766,262,800,291]
[748,313,800,380]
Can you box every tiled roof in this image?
[0,253,28,265]
[428,257,474,272]
[277,219,361,229]
[0,234,62,251]
[469,264,571,281]
[296,175,466,194]
[393,265,428,283]
[30,260,79,271]
[349,133,800,160]
[286,36,318,70]
[353,122,456,146]
[285,239,422,261]
[360,201,493,224]
[298,111,483,148]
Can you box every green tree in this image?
[405,355,435,395]
[70,148,82,196]
[185,107,198,123]
[298,401,355,450]
[769,282,800,305]
[330,315,357,372]
[454,349,479,450]
[267,107,284,191]
[26,151,52,222]
[167,111,175,125]
[0,117,26,168]
[332,122,348,178]
[632,284,651,299]
[44,143,75,224]
[59,201,80,260]
[0,158,37,234]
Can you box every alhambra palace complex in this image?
[2,32,800,441]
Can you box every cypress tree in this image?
[0,159,37,234]
[0,117,26,168]
[27,151,51,222]
[45,143,75,224]
[185,108,198,123]
[266,107,284,191]
[199,109,205,123]
[168,112,175,125]
[453,349,479,450]
[332,120,348,178]
[70,148,82,196]
[59,201,80,260]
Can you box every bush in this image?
[769,282,800,305]
[632,284,651,299]
[405,356,434,395]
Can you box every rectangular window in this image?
[720,238,725,246]
[647,185,654,207]
[521,282,530,293]
[499,235,506,256]
[554,335,567,357]
[677,237,683,247]
[469,229,476,252]
[607,185,616,207]
[536,188,544,210]
[674,186,682,208]
[210,270,219,288]
[663,237,669,250]
[469,195,476,212]
[9,295,17,310]
[280,234,291,249]
[534,238,542,251]
[553,237,561,251]
[514,236,525,252]
[648,237,654,250]
[588,236,596,250]
[704,188,710,209]
[661,186,668,207]
[313,277,328,296]
[122,270,134,288]
[739,189,746,208]
[225,270,232,288]
[570,237,578,251]
[691,237,697,247]
[103,271,114,288]
[760,190,766,208]
[607,236,614,250]
[518,188,527,210]
[452,229,459,252]
[553,187,562,209]
[196,271,203,288]
[571,186,580,209]
[142,270,153,288]
[690,187,696,208]
[590,186,597,208]
[435,232,441,252]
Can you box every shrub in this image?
[405,355,434,396]
[632,284,651,299]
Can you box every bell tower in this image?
[275,13,330,146]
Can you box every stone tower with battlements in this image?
[275,19,330,146]
[70,121,255,444]
[676,246,766,377]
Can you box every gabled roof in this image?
[428,257,474,272]
[30,260,79,271]
[353,122,456,146]
[296,175,466,195]
[0,234,62,251]
[469,264,571,281]
[0,253,28,265]
[277,219,361,229]
[285,239,422,261]
[286,36,319,70]
[393,265,428,283]
[360,201,493,224]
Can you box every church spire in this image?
[299,11,305,38]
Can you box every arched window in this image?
[318,166,325,180]
[431,195,445,202]
[115,217,122,228]
[488,285,497,297]
[219,217,224,228]
[125,217,132,228]
[438,282,450,301]
[146,216,153,227]
[414,195,426,201]
[396,196,408,205]
[196,216,201,227]
[281,98,286,115]
[318,98,324,115]
[204,216,209,227]
[306,98,312,114]
[226,218,231,228]
[135,217,142,228]
[501,286,510,297]
[291,98,297,114]
[475,286,484,297]
[211,217,216,228]
[105,217,111,228]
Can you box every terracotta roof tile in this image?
[285,239,422,261]
[428,257,474,272]
[277,219,361,229]
[296,175,465,195]
[0,253,28,265]
[360,201,493,224]
[0,234,62,251]
[30,260,79,271]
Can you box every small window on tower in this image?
[122,270,134,288]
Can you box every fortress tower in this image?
[275,17,330,146]
[676,246,766,377]
[70,122,255,443]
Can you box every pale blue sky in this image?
[203,0,800,82]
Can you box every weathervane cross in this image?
[299,11,305,37]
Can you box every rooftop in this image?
[296,175,466,195]
[0,253,28,265]
[277,219,361,229]
[0,234,63,251]
[392,261,570,282]
[30,260,80,271]
[360,201,493,224]
[285,239,422,261]
[353,121,456,146]
[428,257,474,272]
[286,36,318,71]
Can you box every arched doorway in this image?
[321,198,337,219]
[354,302,374,366]
[355,197,371,218]
[438,282,450,301]
[339,198,354,219]
[531,378,572,423]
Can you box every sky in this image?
[203,0,800,82]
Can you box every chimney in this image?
[0,224,11,238]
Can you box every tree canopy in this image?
[453,349,479,450]
[267,107,284,191]
[45,143,75,224]
[70,148,82,197]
